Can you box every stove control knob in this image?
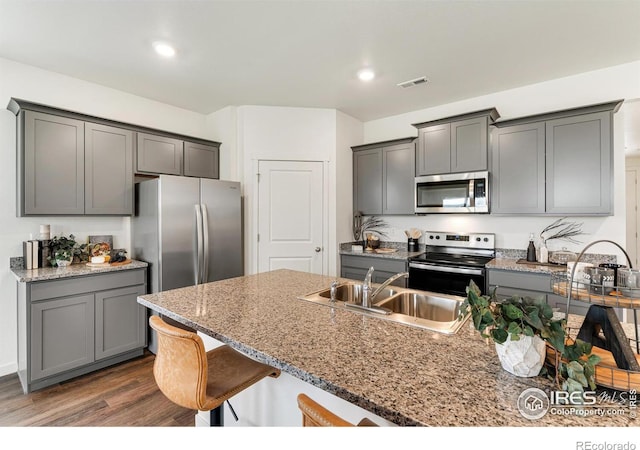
[476,237,481,242]
[429,235,433,240]
[435,236,440,240]
[483,238,489,242]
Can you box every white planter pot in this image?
[495,334,546,377]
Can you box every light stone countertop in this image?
[137,269,636,427]
[10,259,148,282]
[339,241,425,261]
[486,257,568,274]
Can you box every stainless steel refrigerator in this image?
[132,175,243,353]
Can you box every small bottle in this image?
[526,233,537,262]
[539,241,548,264]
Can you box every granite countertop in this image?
[137,269,635,427]
[487,253,617,275]
[10,259,148,282]
[339,241,425,260]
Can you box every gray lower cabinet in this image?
[136,132,183,176]
[85,123,134,215]
[22,110,85,215]
[340,254,408,287]
[491,122,546,214]
[487,268,619,318]
[17,269,147,393]
[184,141,220,179]
[352,137,415,216]
[413,109,498,176]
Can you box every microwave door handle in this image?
[409,262,484,276]
[469,178,475,208]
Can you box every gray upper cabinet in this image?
[491,100,621,216]
[382,142,415,214]
[353,137,415,216]
[184,141,220,179]
[136,132,183,176]
[413,108,499,176]
[416,124,450,175]
[353,148,383,215]
[452,116,488,173]
[491,122,546,214]
[8,98,222,216]
[23,111,85,215]
[85,123,133,215]
[545,112,611,215]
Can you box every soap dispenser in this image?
[526,233,537,262]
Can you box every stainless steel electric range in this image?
[408,231,495,297]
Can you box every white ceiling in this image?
[0,0,639,123]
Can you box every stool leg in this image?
[209,405,224,427]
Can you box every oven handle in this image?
[409,262,484,276]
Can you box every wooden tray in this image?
[374,248,397,254]
[86,259,132,268]
[553,282,640,309]
[546,339,640,391]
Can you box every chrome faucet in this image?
[361,267,409,308]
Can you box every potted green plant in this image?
[47,234,78,267]
[461,280,601,394]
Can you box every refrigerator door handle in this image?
[201,203,210,284]
[194,204,204,285]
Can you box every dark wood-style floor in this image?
[0,352,194,426]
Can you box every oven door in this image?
[408,262,486,296]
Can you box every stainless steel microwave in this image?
[415,171,489,214]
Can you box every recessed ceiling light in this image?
[357,68,375,82]
[153,41,176,58]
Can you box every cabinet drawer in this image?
[491,286,547,302]
[341,255,407,274]
[30,269,146,301]
[488,269,551,293]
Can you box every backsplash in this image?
[495,248,616,264]
[9,257,23,270]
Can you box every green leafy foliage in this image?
[47,234,91,267]
[460,280,600,392]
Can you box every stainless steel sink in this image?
[316,281,399,304]
[298,282,469,334]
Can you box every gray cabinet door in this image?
[545,112,612,215]
[491,122,546,214]
[85,123,133,215]
[95,285,147,360]
[30,294,95,380]
[451,116,488,173]
[382,142,415,214]
[184,142,219,179]
[353,148,383,215]
[23,111,85,215]
[416,123,450,175]
[136,132,183,175]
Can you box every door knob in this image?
[315,247,322,252]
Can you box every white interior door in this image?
[626,169,638,268]
[258,160,324,274]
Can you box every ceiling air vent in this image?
[397,76,428,89]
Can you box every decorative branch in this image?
[540,217,584,245]
[353,212,389,241]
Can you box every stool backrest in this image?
[149,316,208,410]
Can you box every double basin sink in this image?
[298,281,470,334]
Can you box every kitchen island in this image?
[137,269,635,426]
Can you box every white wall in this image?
[361,61,640,260]
[335,111,363,272]
[205,106,239,181]
[0,57,210,377]
[236,105,338,275]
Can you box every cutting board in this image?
[86,259,132,268]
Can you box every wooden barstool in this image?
[149,316,280,426]
[296,393,378,427]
